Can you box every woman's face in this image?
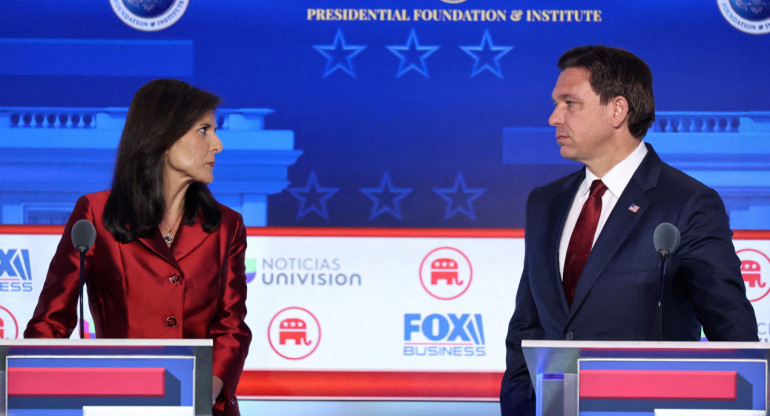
[164,110,222,187]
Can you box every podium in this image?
[0,339,213,416]
[522,340,769,416]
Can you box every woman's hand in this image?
[212,375,224,405]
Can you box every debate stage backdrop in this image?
[1,1,769,415]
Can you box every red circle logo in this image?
[0,305,20,339]
[267,307,321,360]
[737,248,770,303]
[419,247,473,300]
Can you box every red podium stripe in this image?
[580,370,737,401]
[8,367,166,397]
[236,370,503,399]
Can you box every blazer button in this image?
[169,273,181,284]
[166,316,177,327]
[565,331,574,340]
[230,397,236,405]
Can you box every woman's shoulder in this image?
[217,203,245,227]
[71,190,111,217]
[80,190,111,205]
[214,204,246,245]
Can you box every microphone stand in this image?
[71,219,96,340]
[78,248,87,339]
[657,250,669,342]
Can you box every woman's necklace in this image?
[161,212,183,247]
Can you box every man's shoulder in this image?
[654,158,716,196]
[529,168,584,199]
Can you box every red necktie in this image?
[563,179,607,307]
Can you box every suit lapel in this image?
[549,171,585,314]
[568,144,662,318]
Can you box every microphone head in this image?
[654,222,680,256]
[71,219,96,253]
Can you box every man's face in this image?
[549,67,616,168]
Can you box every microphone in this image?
[72,219,96,253]
[653,222,680,341]
[71,219,96,339]
[654,222,680,261]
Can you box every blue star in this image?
[433,172,487,221]
[386,29,440,78]
[459,29,513,79]
[359,171,413,220]
[287,171,339,220]
[313,28,366,78]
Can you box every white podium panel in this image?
[0,339,212,416]
[523,340,770,416]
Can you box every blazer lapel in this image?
[135,218,212,266]
[172,220,213,262]
[568,144,662,318]
[137,229,180,268]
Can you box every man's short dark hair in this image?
[558,45,655,139]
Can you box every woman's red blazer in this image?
[25,191,252,415]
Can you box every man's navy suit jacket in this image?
[500,143,758,416]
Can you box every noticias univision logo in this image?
[245,258,257,283]
[0,249,33,292]
[78,318,97,339]
[110,0,189,32]
[403,313,485,357]
[251,257,363,287]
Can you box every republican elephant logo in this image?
[420,247,473,301]
[430,258,464,285]
[279,318,312,346]
[737,248,770,303]
[0,305,19,339]
[742,260,765,288]
[268,307,321,360]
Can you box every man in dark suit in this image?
[499,45,758,415]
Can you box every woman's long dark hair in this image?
[103,79,222,243]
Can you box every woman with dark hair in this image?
[25,79,252,416]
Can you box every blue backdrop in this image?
[1,0,768,230]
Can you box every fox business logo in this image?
[0,249,33,292]
[403,313,485,357]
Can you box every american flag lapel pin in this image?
[628,203,640,213]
